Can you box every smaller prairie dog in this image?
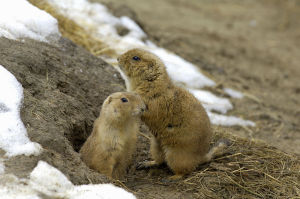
[80,92,146,179]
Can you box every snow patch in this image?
[151,47,216,88]
[120,16,146,39]
[0,174,40,199]
[30,161,74,197]
[208,112,255,127]
[189,89,232,114]
[2,161,136,199]
[68,184,136,199]
[224,88,244,99]
[0,65,42,157]
[0,0,60,42]
[1,161,136,198]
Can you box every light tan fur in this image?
[80,92,145,179]
[118,48,224,178]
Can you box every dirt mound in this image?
[0,37,124,184]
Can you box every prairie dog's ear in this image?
[107,96,112,104]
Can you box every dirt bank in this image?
[0,37,124,184]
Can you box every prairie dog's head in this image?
[117,48,168,82]
[102,92,146,122]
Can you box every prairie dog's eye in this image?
[132,56,140,61]
[121,98,128,103]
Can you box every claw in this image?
[136,160,159,170]
[168,174,183,181]
[161,174,183,183]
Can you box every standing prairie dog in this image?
[80,92,146,179]
[118,48,226,180]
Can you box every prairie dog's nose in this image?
[117,57,120,62]
[141,104,148,113]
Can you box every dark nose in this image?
[117,57,120,62]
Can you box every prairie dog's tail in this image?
[205,139,230,162]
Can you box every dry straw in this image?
[175,128,300,198]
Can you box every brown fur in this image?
[80,92,145,179]
[118,48,221,178]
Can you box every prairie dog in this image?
[80,92,146,179]
[118,48,224,179]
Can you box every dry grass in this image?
[175,128,300,198]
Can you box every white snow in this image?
[0,65,42,157]
[0,161,136,199]
[30,161,74,197]
[120,16,146,39]
[189,89,233,114]
[68,184,136,199]
[0,0,60,42]
[189,89,254,126]
[151,47,216,88]
[0,174,40,199]
[208,112,255,127]
[224,88,244,99]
